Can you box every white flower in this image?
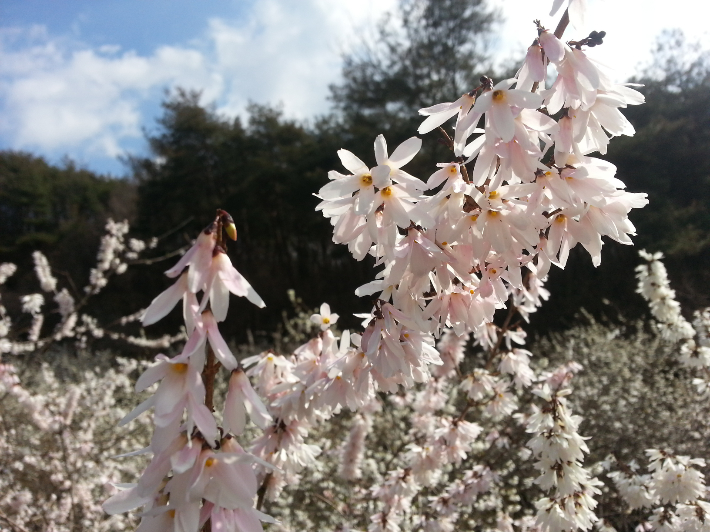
[311,302,339,330]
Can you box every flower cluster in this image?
[636,250,710,391]
[104,210,276,532]
[310,2,650,530]
[606,450,709,532]
[0,350,152,532]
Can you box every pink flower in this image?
[223,369,273,435]
[199,248,265,322]
[165,226,216,292]
[456,80,544,148]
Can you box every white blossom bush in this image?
[0,350,152,532]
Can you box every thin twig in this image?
[0,511,30,532]
[128,246,189,266]
[256,472,273,511]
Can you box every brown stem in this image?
[437,126,455,150]
[203,343,219,412]
[485,300,518,371]
[256,472,273,511]
[554,8,570,39]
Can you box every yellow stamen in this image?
[490,268,497,275]
[322,317,330,324]
[448,166,457,174]
[441,241,448,246]
[556,214,566,223]
[169,510,176,518]
[488,211,499,217]
[470,214,479,221]
[492,90,505,102]
[205,458,216,467]
[381,186,392,197]
[488,191,500,199]
[172,363,188,374]
[360,174,373,186]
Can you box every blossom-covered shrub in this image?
[0,349,151,532]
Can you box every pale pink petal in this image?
[337,149,369,174]
[384,196,412,228]
[233,508,266,532]
[318,175,360,199]
[103,486,152,515]
[525,45,546,80]
[354,185,376,215]
[119,396,156,426]
[374,134,388,165]
[371,165,391,187]
[205,314,238,370]
[205,463,257,510]
[418,101,455,115]
[489,103,516,142]
[209,276,231,322]
[142,273,188,326]
[418,107,459,134]
[188,395,218,442]
[135,356,170,392]
[217,256,265,308]
[235,370,273,429]
[388,137,422,167]
[505,89,544,109]
[223,385,247,435]
[539,31,565,63]
[164,245,197,278]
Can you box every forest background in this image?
[2,0,709,351]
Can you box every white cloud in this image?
[0,0,396,168]
[0,0,707,173]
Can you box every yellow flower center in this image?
[489,191,500,199]
[556,214,566,224]
[449,166,457,174]
[470,214,479,221]
[488,211,499,218]
[322,317,330,324]
[172,363,188,374]
[381,186,392,197]
[490,268,497,275]
[360,174,373,186]
[205,458,216,467]
[492,90,505,102]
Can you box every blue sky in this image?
[1,0,709,177]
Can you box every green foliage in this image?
[0,152,134,255]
